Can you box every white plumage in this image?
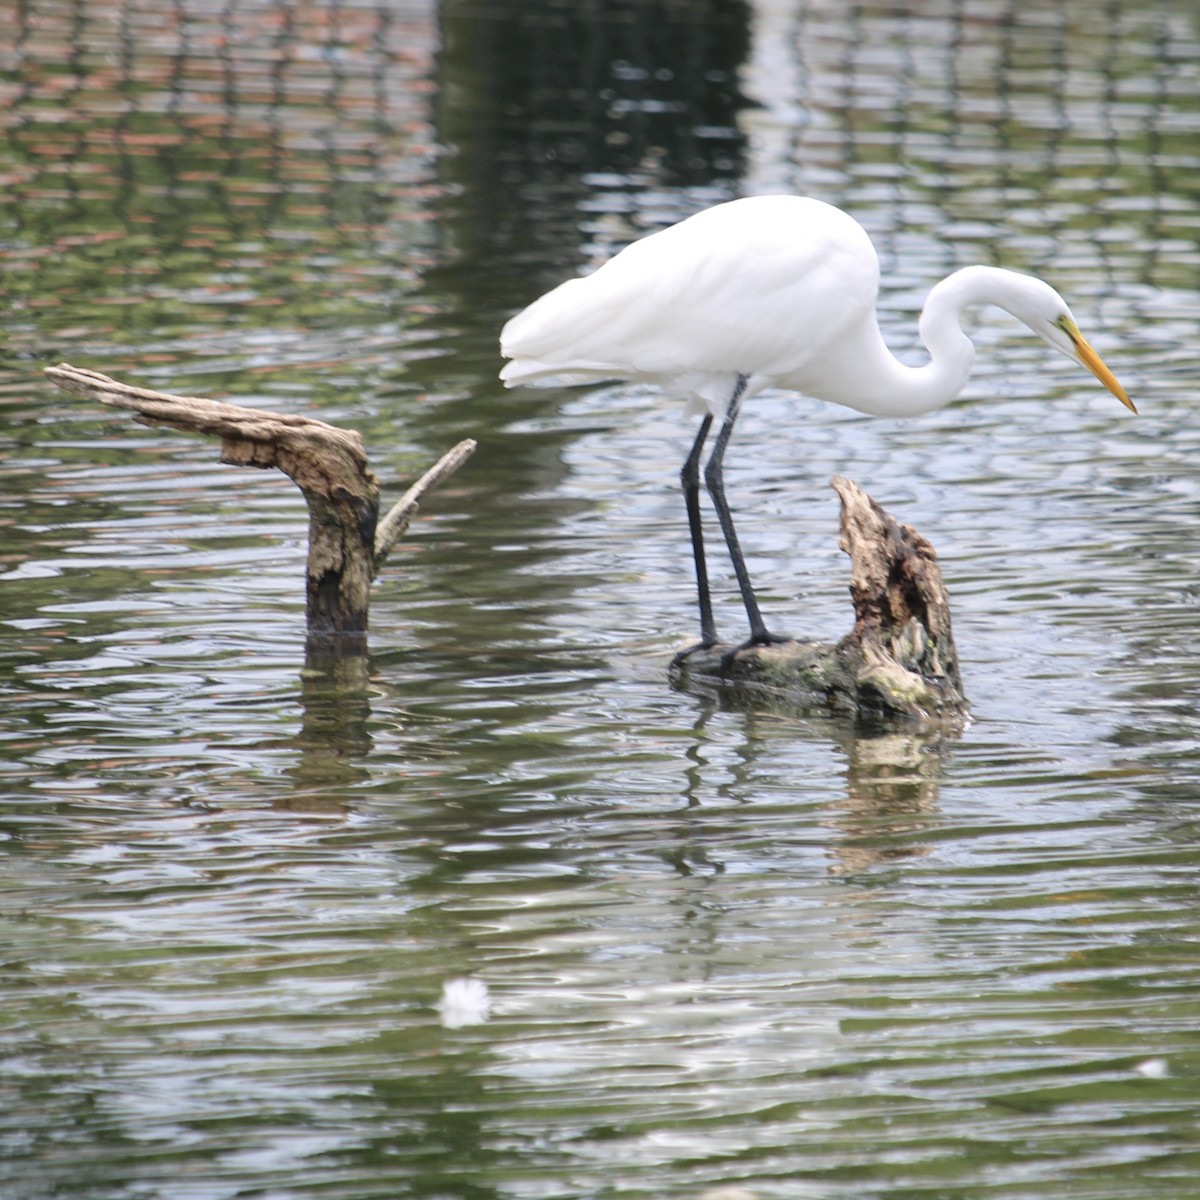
[499,195,1133,655]
[502,197,880,415]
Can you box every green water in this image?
[1,1,1198,1197]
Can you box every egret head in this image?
[931,266,1136,415]
[1048,312,1136,412]
[1017,279,1135,412]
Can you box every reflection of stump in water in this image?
[826,731,946,875]
[673,477,968,726]
[45,364,475,660]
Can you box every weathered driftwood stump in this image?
[45,364,475,657]
[672,476,967,724]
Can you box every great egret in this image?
[499,195,1134,655]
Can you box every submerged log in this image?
[671,476,967,724]
[45,363,475,656]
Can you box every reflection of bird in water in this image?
[500,195,1134,653]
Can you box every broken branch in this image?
[45,363,475,654]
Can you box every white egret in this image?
[499,195,1134,655]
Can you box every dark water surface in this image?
[1,1,1198,1197]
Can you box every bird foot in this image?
[718,631,793,671]
[670,638,718,668]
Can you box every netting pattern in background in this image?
[0,0,440,360]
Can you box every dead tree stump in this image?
[45,364,475,657]
[672,476,968,725]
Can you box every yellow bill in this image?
[1063,318,1136,413]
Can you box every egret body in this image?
[499,195,1133,654]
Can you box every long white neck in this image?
[790,266,1032,418]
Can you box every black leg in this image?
[704,375,784,646]
[680,414,717,649]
